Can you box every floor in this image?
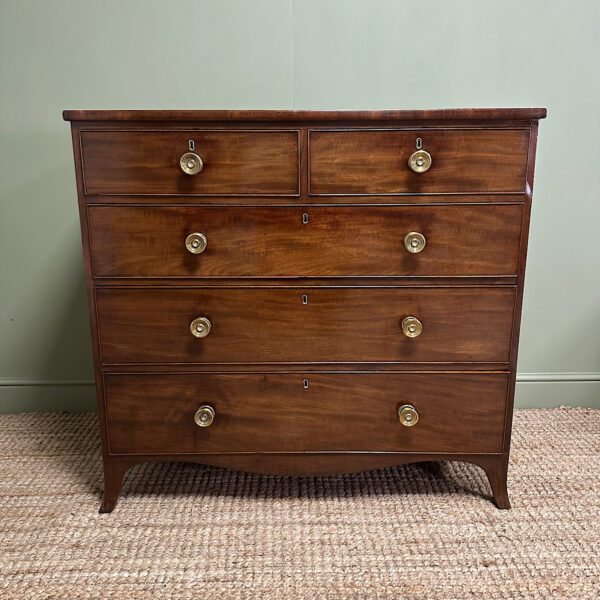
[0,408,598,599]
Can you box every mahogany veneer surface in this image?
[88,205,523,278]
[105,373,509,454]
[81,130,300,196]
[64,108,545,511]
[309,129,530,195]
[95,287,516,364]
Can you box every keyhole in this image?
[302,212,309,225]
[416,137,423,150]
[302,294,308,305]
[188,139,196,151]
[303,379,309,389]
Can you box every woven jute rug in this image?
[0,408,598,599]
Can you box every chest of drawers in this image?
[63,108,546,512]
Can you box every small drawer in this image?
[104,372,509,454]
[309,128,530,195]
[95,286,516,365]
[88,204,523,278]
[80,129,300,196]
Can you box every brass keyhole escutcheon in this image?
[398,404,419,427]
[190,316,212,338]
[408,149,432,173]
[180,152,204,175]
[194,405,215,427]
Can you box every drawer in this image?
[89,204,523,278]
[309,129,530,195]
[95,287,515,364]
[80,130,300,196]
[104,372,509,454]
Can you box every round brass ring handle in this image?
[180,152,204,175]
[398,404,419,427]
[402,316,422,338]
[408,149,432,173]
[194,405,215,427]
[190,316,212,338]
[185,232,207,254]
[404,232,426,254]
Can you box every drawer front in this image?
[80,130,299,196]
[104,372,508,454]
[89,204,523,278]
[309,129,530,195]
[96,287,515,364]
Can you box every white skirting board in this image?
[0,375,598,413]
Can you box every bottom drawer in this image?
[104,373,509,455]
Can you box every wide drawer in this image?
[95,287,515,364]
[104,372,509,454]
[309,129,530,195]
[80,130,300,196]
[88,204,523,278]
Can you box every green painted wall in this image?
[1,0,598,411]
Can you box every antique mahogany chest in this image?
[63,108,546,512]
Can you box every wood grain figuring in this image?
[81,130,299,196]
[88,204,523,278]
[104,373,509,454]
[64,107,546,511]
[84,194,530,206]
[309,129,530,195]
[63,108,548,122]
[95,287,516,364]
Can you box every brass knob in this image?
[190,316,211,338]
[408,150,432,173]
[185,232,207,254]
[402,316,422,338]
[194,405,215,427]
[398,404,419,427]
[180,152,204,175]
[404,232,426,254]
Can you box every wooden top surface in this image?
[63,108,547,122]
